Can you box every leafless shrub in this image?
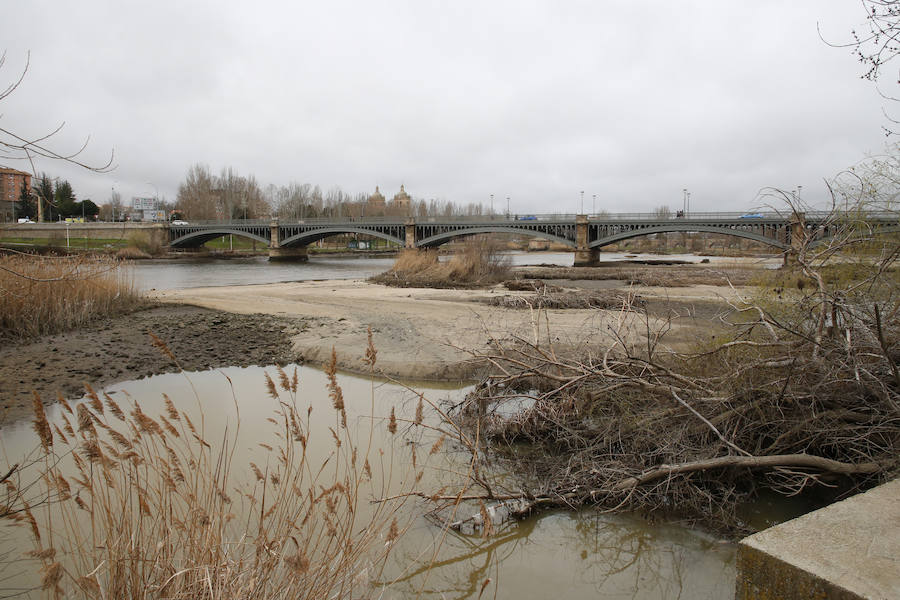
[501,279,561,292]
[370,239,512,288]
[421,194,900,536]
[517,264,759,287]
[126,231,165,256]
[114,246,151,260]
[486,289,638,310]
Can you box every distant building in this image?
[391,184,411,210]
[0,167,32,221]
[367,185,386,212]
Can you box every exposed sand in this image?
[150,279,742,382]
[1,277,744,424]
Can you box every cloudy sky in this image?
[0,1,892,215]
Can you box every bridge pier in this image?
[268,218,308,262]
[781,212,806,266]
[574,248,600,267]
[573,215,599,266]
[405,219,416,249]
[268,246,308,262]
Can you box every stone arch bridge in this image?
[168,212,899,265]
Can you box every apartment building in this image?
[0,167,32,221]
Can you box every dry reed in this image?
[0,252,141,339]
[3,361,423,599]
[370,239,512,288]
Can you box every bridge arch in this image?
[416,226,576,248]
[170,228,270,248]
[590,224,789,251]
[808,225,900,249]
[281,227,405,248]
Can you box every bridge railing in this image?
[167,210,897,227]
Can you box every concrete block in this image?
[736,478,900,599]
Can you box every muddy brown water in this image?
[0,366,736,598]
[2,252,775,597]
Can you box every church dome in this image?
[368,185,386,206]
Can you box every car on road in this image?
[739,213,765,219]
[171,220,189,225]
[17,218,35,223]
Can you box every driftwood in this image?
[414,199,900,535]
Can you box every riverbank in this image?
[150,278,741,379]
[2,275,745,424]
[0,305,301,424]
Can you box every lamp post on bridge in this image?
[506,197,510,218]
[592,194,596,215]
[580,190,584,214]
[490,194,494,217]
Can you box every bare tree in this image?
[176,164,218,220]
[652,205,672,219]
[843,0,900,83]
[0,51,114,177]
[824,1,900,131]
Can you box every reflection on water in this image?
[131,253,576,291]
[131,255,398,290]
[130,251,762,291]
[387,510,735,599]
[0,366,735,599]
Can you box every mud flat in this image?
[151,279,742,381]
[0,305,300,424]
[3,277,744,424]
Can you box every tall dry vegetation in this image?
[2,337,421,598]
[0,252,141,339]
[371,239,511,288]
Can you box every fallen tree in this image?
[405,194,900,535]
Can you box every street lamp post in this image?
[580,190,584,214]
[506,197,510,218]
[592,194,596,215]
[490,194,494,217]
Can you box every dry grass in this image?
[114,246,152,260]
[370,240,512,288]
[2,344,421,598]
[517,264,759,287]
[127,231,165,256]
[487,288,636,310]
[0,252,142,339]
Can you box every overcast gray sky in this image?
[0,1,892,214]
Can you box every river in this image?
[130,250,760,290]
[0,365,736,599]
[1,252,742,598]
